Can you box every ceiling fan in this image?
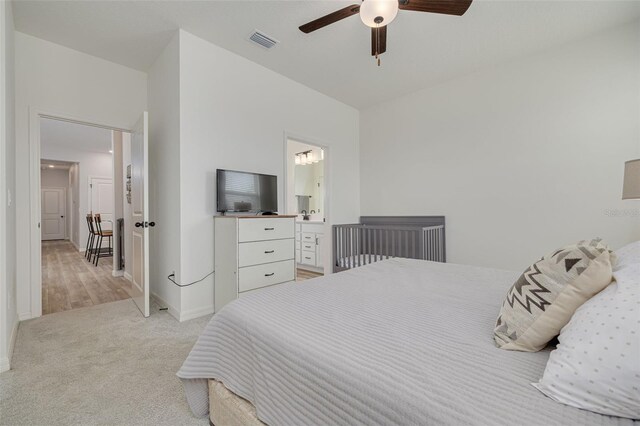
[299,0,473,66]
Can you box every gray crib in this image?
[332,216,446,272]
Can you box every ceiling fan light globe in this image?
[360,0,398,27]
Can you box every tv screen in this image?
[216,169,278,213]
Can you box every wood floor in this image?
[42,240,132,315]
[296,268,323,281]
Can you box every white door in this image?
[41,188,66,240]
[89,177,114,225]
[131,112,150,317]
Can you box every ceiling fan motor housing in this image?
[360,0,399,27]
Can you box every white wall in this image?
[69,163,80,247]
[175,30,359,319]
[0,0,17,373]
[40,168,69,188]
[147,32,182,317]
[360,22,640,272]
[121,133,133,279]
[15,32,147,319]
[40,167,71,239]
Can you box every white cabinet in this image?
[296,222,325,272]
[215,216,296,312]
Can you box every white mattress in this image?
[178,258,636,425]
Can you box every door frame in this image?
[282,132,332,274]
[27,107,131,319]
[40,186,67,240]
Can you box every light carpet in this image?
[0,299,211,426]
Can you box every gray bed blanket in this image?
[178,258,636,425]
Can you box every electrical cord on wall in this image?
[167,271,214,287]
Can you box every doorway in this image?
[38,118,129,315]
[285,137,330,280]
[27,109,150,319]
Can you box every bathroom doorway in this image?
[285,138,328,280]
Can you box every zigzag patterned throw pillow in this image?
[494,238,616,352]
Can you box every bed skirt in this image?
[208,379,265,426]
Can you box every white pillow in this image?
[532,262,640,419]
[615,240,640,269]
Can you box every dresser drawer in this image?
[300,250,316,266]
[301,241,315,252]
[300,223,325,234]
[239,260,295,292]
[301,232,316,244]
[238,218,294,242]
[238,239,294,267]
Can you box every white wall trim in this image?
[179,304,214,322]
[0,319,18,373]
[0,0,7,377]
[112,270,124,277]
[18,311,31,321]
[124,271,132,282]
[27,106,133,320]
[283,131,333,274]
[150,291,180,321]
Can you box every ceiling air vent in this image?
[248,30,279,49]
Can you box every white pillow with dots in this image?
[533,262,640,419]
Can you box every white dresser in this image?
[214,216,296,312]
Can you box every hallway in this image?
[42,240,131,315]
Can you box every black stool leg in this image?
[94,234,102,266]
[85,232,92,259]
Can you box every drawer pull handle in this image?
[264,250,275,254]
[265,273,275,277]
[264,227,275,231]
[305,257,311,260]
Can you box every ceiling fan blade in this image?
[299,4,361,33]
[398,0,473,16]
[371,26,387,56]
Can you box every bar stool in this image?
[85,214,97,260]
[93,213,113,266]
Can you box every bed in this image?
[178,258,636,426]
[333,216,446,272]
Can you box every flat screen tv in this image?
[216,169,278,213]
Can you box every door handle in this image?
[60,215,64,218]
[136,221,156,228]
[264,273,274,277]
[264,250,274,254]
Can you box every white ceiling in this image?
[13,0,640,108]
[40,117,113,155]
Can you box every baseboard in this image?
[18,311,32,321]
[112,270,124,278]
[71,239,84,252]
[123,272,132,282]
[179,304,214,322]
[0,318,19,373]
[150,292,180,321]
